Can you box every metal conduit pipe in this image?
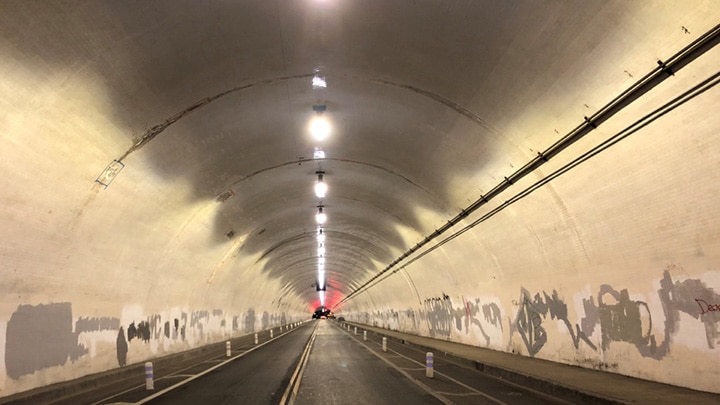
[337,23,720,307]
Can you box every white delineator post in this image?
[254,333,259,345]
[270,329,274,338]
[426,352,434,378]
[145,362,154,390]
[354,326,357,335]
[226,341,231,357]
[382,337,387,352]
[363,330,367,341]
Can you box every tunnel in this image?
[1,1,720,403]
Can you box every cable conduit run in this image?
[337,22,720,307]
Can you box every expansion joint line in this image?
[337,22,720,307]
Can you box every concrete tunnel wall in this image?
[339,78,720,393]
[0,70,308,394]
[1,0,720,399]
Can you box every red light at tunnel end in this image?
[309,290,342,313]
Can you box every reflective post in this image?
[145,362,154,390]
[354,326,357,335]
[226,341,231,357]
[426,352,434,378]
[363,330,367,341]
[270,329,274,338]
[254,333,259,345]
[382,337,387,352]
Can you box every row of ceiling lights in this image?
[310,71,330,306]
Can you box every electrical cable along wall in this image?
[337,25,720,393]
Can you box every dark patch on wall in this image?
[232,316,239,331]
[482,303,502,328]
[181,312,187,341]
[511,289,548,356]
[212,309,223,317]
[149,315,162,340]
[280,314,287,325]
[244,309,256,333]
[164,321,170,338]
[191,311,209,328]
[221,319,226,327]
[116,327,128,367]
[75,317,120,333]
[598,285,654,353]
[510,288,596,357]
[643,268,720,359]
[423,294,453,337]
[462,300,492,345]
[5,303,87,379]
[127,321,151,343]
[262,311,270,330]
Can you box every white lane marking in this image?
[279,323,318,405]
[382,345,508,405]
[90,326,303,405]
[333,324,454,405]
[349,325,574,405]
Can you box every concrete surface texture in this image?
[0,0,719,398]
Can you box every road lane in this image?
[294,320,441,405]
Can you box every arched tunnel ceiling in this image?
[1,0,718,310]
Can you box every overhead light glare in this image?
[316,206,327,224]
[312,74,327,89]
[315,172,327,198]
[309,116,331,141]
[313,148,326,159]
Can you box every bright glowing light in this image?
[313,148,326,159]
[316,206,327,224]
[314,174,327,198]
[317,232,325,243]
[319,291,325,306]
[318,245,326,255]
[318,257,325,265]
[312,74,327,89]
[309,116,331,141]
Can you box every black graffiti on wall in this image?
[244,308,256,333]
[461,300,493,345]
[653,268,720,355]
[505,268,720,359]
[423,294,453,337]
[598,285,654,353]
[509,288,597,356]
[116,327,128,367]
[75,317,121,333]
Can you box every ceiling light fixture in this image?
[309,104,330,141]
[314,171,327,198]
[309,116,330,141]
[316,205,327,224]
[312,74,327,89]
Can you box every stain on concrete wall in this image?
[262,311,270,330]
[423,294,453,337]
[5,303,87,379]
[505,288,598,356]
[116,327,128,367]
[244,309,256,333]
[598,285,654,353]
[75,317,120,333]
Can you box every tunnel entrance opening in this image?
[312,306,333,319]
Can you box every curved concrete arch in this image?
[2,1,720,398]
